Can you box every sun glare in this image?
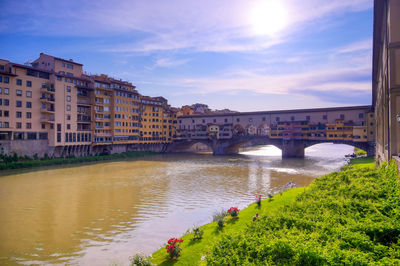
[250,0,288,36]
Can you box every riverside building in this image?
[0,53,178,157]
[372,0,400,163]
[139,96,177,143]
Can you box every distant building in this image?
[191,103,211,114]
[372,0,400,163]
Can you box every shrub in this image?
[166,237,183,259]
[129,254,153,266]
[212,210,227,228]
[255,194,262,207]
[191,226,204,240]
[227,207,240,218]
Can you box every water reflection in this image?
[0,143,353,265]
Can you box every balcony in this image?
[41,107,55,113]
[40,117,55,123]
[95,101,104,105]
[77,119,91,123]
[96,125,104,129]
[40,96,55,103]
[94,132,112,136]
[77,99,91,106]
[95,117,103,121]
[41,87,55,94]
[94,109,104,113]
[77,128,92,132]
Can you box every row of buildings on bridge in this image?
[0,53,178,156]
[177,106,375,143]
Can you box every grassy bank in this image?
[150,157,400,265]
[0,151,155,171]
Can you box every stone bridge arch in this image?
[167,140,213,153]
[212,136,284,155]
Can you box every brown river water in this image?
[0,143,353,265]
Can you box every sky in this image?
[0,0,373,111]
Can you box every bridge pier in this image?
[282,140,305,158]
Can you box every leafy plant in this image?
[212,210,227,228]
[191,226,204,240]
[166,237,183,259]
[227,207,240,218]
[255,194,262,207]
[129,254,153,266]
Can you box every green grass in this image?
[347,156,375,170]
[151,188,305,265]
[150,157,400,265]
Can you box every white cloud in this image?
[150,57,190,69]
[2,0,373,53]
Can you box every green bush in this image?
[191,226,204,240]
[129,254,153,266]
[206,162,400,265]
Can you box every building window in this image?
[67,124,71,130]
[306,116,310,121]
[26,91,32,98]
[57,133,61,142]
[291,116,295,121]
[16,79,22,86]
[57,123,61,132]
[39,132,48,140]
[323,115,327,120]
[276,117,280,122]
[16,101,22,107]
[67,114,71,120]
[67,95,71,102]
[340,114,345,119]
[26,102,32,108]
[26,112,32,119]
[236,118,240,122]
[41,123,45,129]
[16,111,22,118]
[26,123,32,129]
[4,99,8,106]
[66,86,71,92]
[57,76,62,81]
[4,77,9,83]
[16,122,22,129]
[0,76,2,82]
[359,113,364,119]
[4,88,9,94]
[213,119,217,123]
[66,105,71,111]
[16,90,22,96]
[26,81,32,87]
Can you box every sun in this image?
[249,0,288,36]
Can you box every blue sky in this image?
[0,0,373,111]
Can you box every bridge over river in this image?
[170,105,376,157]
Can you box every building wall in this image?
[0,54,178,157]
[373,0,400,162]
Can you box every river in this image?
[0,143,353,265]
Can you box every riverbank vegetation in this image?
[354,147,367,156]
[0,151,154,171]
[150,157,400,265]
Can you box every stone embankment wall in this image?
[0,140,170,158]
